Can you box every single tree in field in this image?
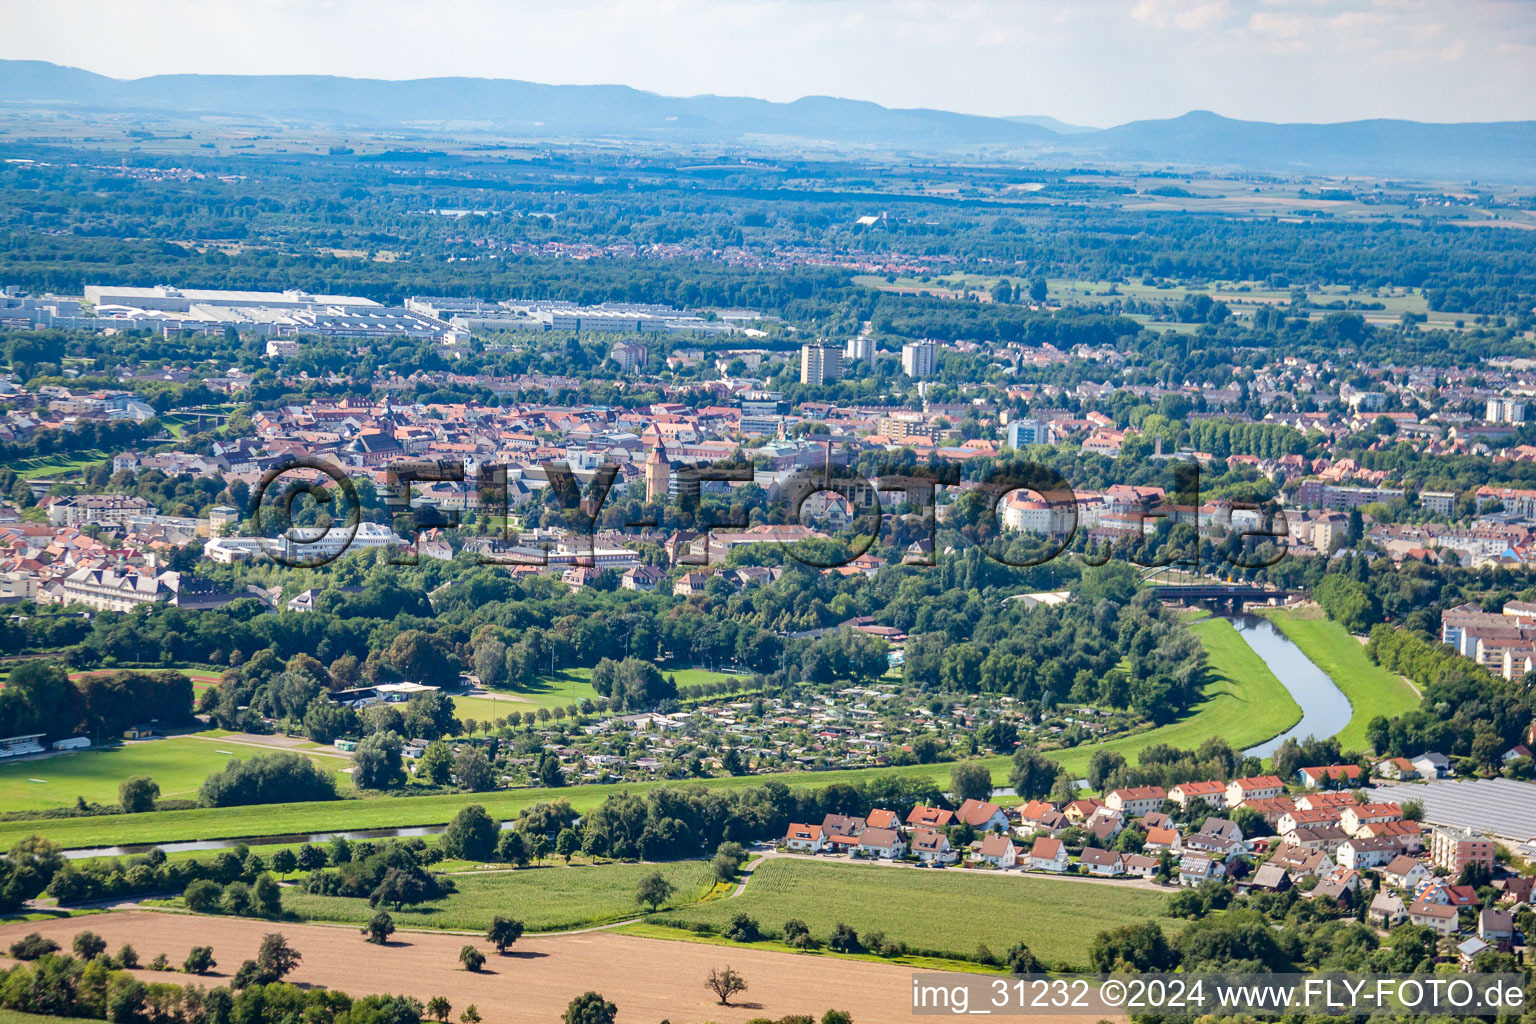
[255,933,301,982]
[362,910,395,945]
[705,965,748,1006]
[459,945,486,972]
[72,931,107,960]
[426,996,452,1023]
[119,776,159,814]
[635,870,675,912]
[555,827,579,862]
[562,991,617,1024]
[182,946,216,974]
[459,1006,482,1024]
[486,915,524,953]
[270,849,297,875]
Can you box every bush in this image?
[8,933,59,960]
[723,913,761,943]
[183,946,217,974]
[459,945,486,972]
[184,878,222,912]
[72,930,107,959]
[199,752,337,807]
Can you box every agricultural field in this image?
[281,860,714,933]
[0,733,351,812]
[0,911,935,1023]
[1256,606,1421,751]
[656,858,1177,967]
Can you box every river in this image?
[1230,613,1351,758]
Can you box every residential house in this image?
[957,798,1010,833]
[1199,817,1245,843]
[1297,764,1365,788]
[1340,803,1403,836]
[1285,825,1350,855]
[784,823,825,853]
[1240,795,1297,828]
[1370,892,1408,928]
[1278,808,1342,835]
[866,808,900,830]
[1144,826,1182,854]
[1122,853,1159,879]
[1178,854,1225,887]
[1384,855,1432,891]
[911,827,957,864]
[1412,752,1453,779]
[1064,799,1103,823]
[1079,847,1125,877]
[1029,837,1070,873]
[1016,799,1068,836]
[975,833,1019,868]
[1246,863,1292,893]
[1408,899,1459,936]
[1458,937,1491,970]
[857,827,907,859]
[1227,775,1285,805]
[1105,786,1167,817]
[1374,757,1420,780]
[1168,780,1227,809]
[1267,843,1331,880]
[1479,908,1515,949]
[907,805,956,829]
[1336,836,1404,870]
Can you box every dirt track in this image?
[0,910,1080,1023]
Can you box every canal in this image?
[1231,613,1352,758]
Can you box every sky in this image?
[3,0,1535,126]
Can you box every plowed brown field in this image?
[0,911,1091,1023]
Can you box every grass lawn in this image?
[655,859,1177,968]
[1047,615,1301,778]
[11,450,110,480]
[281,860,713,933]
[456,667,739,721]
[0,1011,103,1024]
[0,733,351,812]
[1256,607,1420,752]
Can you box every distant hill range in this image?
[2,60,1533,182]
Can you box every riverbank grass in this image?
[1256,607,1420,752]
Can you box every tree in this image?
[563,992,618,1024]
[827,923,861,953]
[253,873,283,916]
[636,870,675,912]
[72,930,107,960]
[555,828,580,862]
[497,830,530,868]
[426,996,453,1023]
[459,945,486,972]
[363,910,395,944]
[950,761,993,804]
[352,731,406,790]
[1005,941,1044,974]
[255,933,301,982]
[1401,799,1424,822]
[1089,921,1175,972]
[1009,746,1057,800]
[296,844,327,872]
[119,776,159,814]
[454,748,498,792]
[705,965,748,1006]
[537,752,565,788]
[486,915,525,953]
[441,804,501,862]
[183,878,221,913]
[270,849,297,875]
[723,913,761,942]
[1029,277,1048,302]
[417,740,454,786]
[182,946,216,974]
[460,1006,482,1024]
[370,867,434,910]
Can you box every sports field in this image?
[0,733,351,811]
[281,860,714,933]
[656,858,1177,967]
[1256,607,1420,752]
